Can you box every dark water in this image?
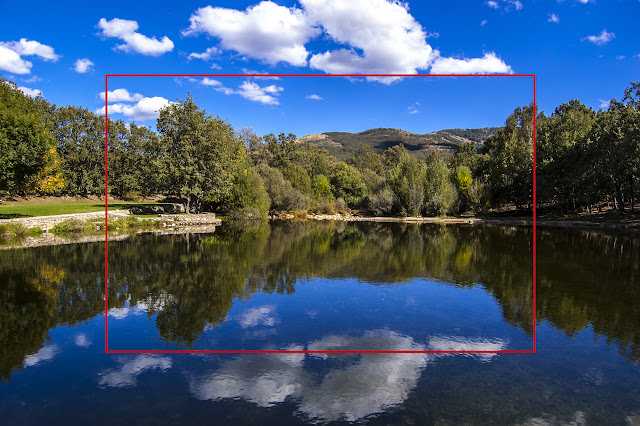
[0,220,638,424]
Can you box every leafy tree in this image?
[423,151,457,216]
[0,79,54,193]
[483,105,534,210]
[255,163,310,211]
[157,96,244,213]
[389,150,425,216]
[227,167,271,218]
[53,106,111,196]
[311,174,334,200]
[450,142,481,174]
[329,162,368,207]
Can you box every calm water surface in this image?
[0,221,639,424]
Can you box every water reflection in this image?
[189,329,507,423]
[1,221,639,380]
[99,355,172,388]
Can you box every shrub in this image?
[51,219,94,235]
[369,187,395,216]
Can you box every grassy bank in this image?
[0,196,178,219]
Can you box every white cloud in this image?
[481,20,488,26]
[427,336,508,362]
[306,94,323,100]
[74,58,94,73]
[99,355,172,388]
[583,29,615,46]
[237,81,283,105]
[188,47,219,61]
[74,333,92,347]
[97,96,172,121]
[0,38,60,61]
[486,0,522,11]
[239,305,279,328]
[97,18,174,56]
[0,38,61,74]
[24,344,59,367]
[304,0,437,81]
[430,52,513,74]
[548,13,560,23]
[408,106,418,114]
[17,85,42,97]
[200,77,222,87]
[183,2,319,66]
[616,55,625,60]
[99,88,144,103]
[24,75,42,83]
[598,99,610,109]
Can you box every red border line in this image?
[104,73,537,354]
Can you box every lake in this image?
[1,220,639,424]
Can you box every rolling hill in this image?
[296,127,500,160]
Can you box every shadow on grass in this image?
[0,213,31,219]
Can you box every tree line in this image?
[1,77,638,217]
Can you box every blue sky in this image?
[1,0,637,137]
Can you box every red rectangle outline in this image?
[104,73,537,354]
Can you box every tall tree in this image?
[483,105,535,210]
[157,96,244,213]
[0,79,54,194]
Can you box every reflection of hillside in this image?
[1,221,638,381]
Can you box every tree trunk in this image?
[185,194,191,215]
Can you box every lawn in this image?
[0,200,173,219]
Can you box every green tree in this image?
[423,151,458,216]
[157,96,244,213]
[329,162,368,207]
[0,79,54,193]
[483,105,534,210]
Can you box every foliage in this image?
[423,152,458,216]
[0,79,54,193]
[329,162,368,207]
[157,95,245,213]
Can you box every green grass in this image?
[0,202,174,219]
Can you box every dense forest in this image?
[1,77,638,217]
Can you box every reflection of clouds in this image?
[238,305,278,328]
[74,333,91,347]
[428,336,508,362]
[190,345,304,407]
[99,355,172,388]
[301,330,429,422]
[306,309,319,319]
[24,344,59,367]
[108,295,174,320]
[188,330,509,423]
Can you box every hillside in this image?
[296,127,500,160]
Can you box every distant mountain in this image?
[296,127,500,160]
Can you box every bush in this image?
[312,200,335,214]
[51,219,94,235]
[369,187,395,216]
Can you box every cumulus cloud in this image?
[304,0,437,81]
[97,18,174,56]
[24,344,59,367]
[0,38,59,74]
[74,58,94,73]
[188,47,219,61]
[99,355,172,388]
[200,77,222,87]
[190,344,305,407]
[430,52,513,74]
[237,81,283,104]
[239,305,279,328]
[183,2,319,66]
[548,13,560,23]
[74,333,92,347]
[182,1,512,82]
[305,94,323,100]
[408,102,420,114]
[583,30,615,46]
[0,38,60,61]
[99,88,144,102]
[187,330,508,423]
[17,85,42,98]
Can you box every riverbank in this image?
[273,212,640,230]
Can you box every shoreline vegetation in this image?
[2,78,639,228]
[2,203,638,249]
